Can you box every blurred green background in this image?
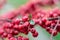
[0,0,60,40]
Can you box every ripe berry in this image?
[13,25,19,29]
[22,16,29,22]
[0,28,4,35]
[33,19,40,24]
[2,32,7,37]
[18,36,22,40]
[22,37,29,40]
[23,21,30,27]
[3,23,13,29]
[18,25,24,31]
[53,30,58,36]
[13,30,19,35]
[30,28,36,33]
[9,37,17,40]
[46,27,50,31]
[7,34,13,38]
[12,18,20,25]
[32,32,38,37]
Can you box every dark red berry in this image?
[32,32,38,37]
[13,25,19,29]
[30,28,36,33]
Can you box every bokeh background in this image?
[0,0,60,40]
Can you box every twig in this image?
[0,18,12,22]
[50,17,59,40]
[48,17,60,21]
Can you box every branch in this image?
[50,17,59,40]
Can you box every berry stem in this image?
[48,17,60,21]
[50,17,59,40]
[0,19,12,22]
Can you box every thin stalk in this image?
[0,19,12,22]
[50,17,60,40]
[48,17,60,21]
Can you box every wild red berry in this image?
[53,30,58,36]
[13,25,19,29]
[32,31,38,37]
[22,16,29,22]
[13,30,19,35]
[23,21,30,27]
[22,37,29,40]
[30,28,36,33]
[2,32,7,37]
[18,36,23,40]
[46,27,50,31]
[7,34,13,38]
[9,37,17,40]
[0,28,4,35]
[12,18,20,25]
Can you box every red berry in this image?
[23,21,30,27]
[22,16,29,22]
[0,28,4,35]
[53,30,58,36]
[18,25,24,31]
[32,32,38,37]
[22,37,29,40]
[2,32,7,37]
[12,18,20,25]
[13,25,19,29]
[13,30,19,35]
[3,23,13,29]
[46,27,50,31]
[18,36,23,40]
[30,28,36,33]
[7,34,13,38]
[9,37,17,40]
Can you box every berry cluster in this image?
[0,0,60,40]
[0,15,38,40]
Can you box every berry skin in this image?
[18,36,23,40]
[2,32,7,38]
[3,23,13,29]
[0,28,4,35]
[33,19,40,24]
[22,37,29,40]
[23,21,30,27]
[32,32,38,37]
[18,25,24,30]
[13,25,19,29]
[49,13,54,17]
[12,18,20,25]
[46,27,50,31]
[7,34,13,39]
[22,16,29,22]
[53,30,58,36]
[10,30,14,34]
[13,30,19,35]
[9,37,17,40]
[30,28,36,33]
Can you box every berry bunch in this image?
[0,15,38,40]
[0,0,60,40]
